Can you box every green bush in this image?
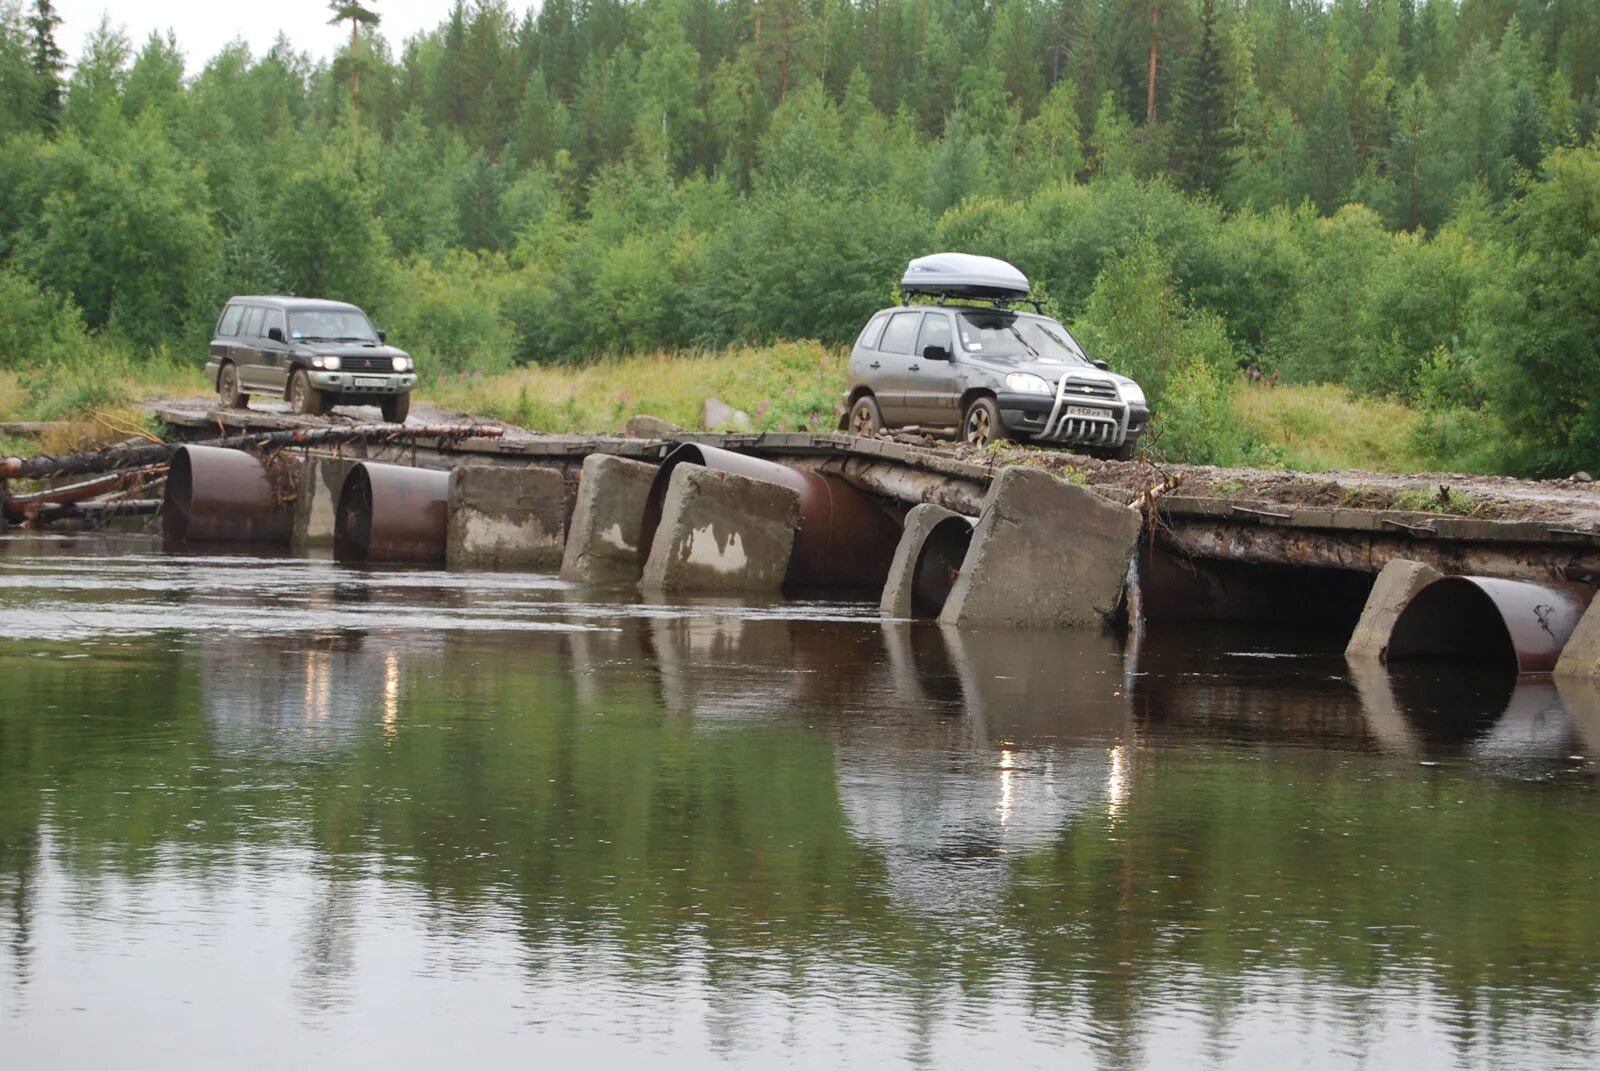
[385,251,518,375]
[0,268,93,369]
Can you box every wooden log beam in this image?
[1,424,505,480]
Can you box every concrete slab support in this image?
[879,504,971,619]
[1555,599,1600,682]
[639,465,800,596]
[447,465,567,570]
[938,467,1141,630]
[559,454,659,585]
[1344,559,1443,662]
[293,455,357,549]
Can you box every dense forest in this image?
[0,1,1598,472]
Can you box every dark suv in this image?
[205,296,417,422]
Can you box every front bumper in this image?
[307,370,416,396]
[997,391,1149,447]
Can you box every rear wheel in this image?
[218,362,248,409]
[962,397,1008,448]
[289,369,324,416]
[380,393,411,424]
[848,394,883,437]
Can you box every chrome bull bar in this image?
[1039,378,1129,446]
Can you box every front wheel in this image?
[1106,439,1139,462]
[218,362,249,409]
[289,369,325,416]
[848,394,883,437]
[962,397,1009,448]
[380,393,411,424]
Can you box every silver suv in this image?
[841,255,1149,459]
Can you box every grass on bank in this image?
[2,343,1429,474]
[431,344,1429,473]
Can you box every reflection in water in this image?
[2,539,1599,1069]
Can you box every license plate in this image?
[354,376,387,388]
[1065,405,1108,419]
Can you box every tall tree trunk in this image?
[1146,5,1160,121]
[351,20,361,159]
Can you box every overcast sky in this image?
[52,1,489,70]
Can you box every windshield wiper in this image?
[1006,327,1043,360]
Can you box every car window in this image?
[240,306,265,338]
[915,313,953,355]
[878,311,922,354]
[263,309,286,340]
[289,309,378,342]
[216,305,244,337]
[856,313,888,351]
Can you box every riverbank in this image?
[2,345,1430,475]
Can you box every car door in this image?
[234,306,268,391]
[905,311,961,426]
[871,310,923,424]
[256,307,292,394]
[210,303,245,371]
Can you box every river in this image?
[1,534,1597,1069]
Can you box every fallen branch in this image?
[3,465,168,519]
[1,423,504,480]
[20,498,162,526]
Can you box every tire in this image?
[218,362,248,409]
[380,393,411,424]
[289,369,324,416]
[962,396,1009,447]
[1107,439,1139,462]
[848,394,883,437]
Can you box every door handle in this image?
[909,364,921,372]
[868,361,880,369]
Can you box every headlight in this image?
[311,355,340,371]
[1119,381,1146,406]
[1004,373,1052,395]
[392,356,411,372]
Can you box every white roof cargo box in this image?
[901,252,1030,300]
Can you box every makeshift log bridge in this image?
[12,401,1600,676]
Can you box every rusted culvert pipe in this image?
[1387,576,1595,673]
[334,462,450,564]
[639,443,902,591]
[163,444,294,546]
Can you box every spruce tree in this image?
[26,0,64,131]
[1175,0,1235,196]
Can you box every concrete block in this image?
[559,454,658,585]
[1555,598,1600,682]
[639,465,800,596]
[938,467,1141,630]
[292,455,357,549]
[1344,559,1443,662]
[879,503,972,619]
[447,465,566,570]
[624,414,681,438]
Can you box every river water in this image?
[1,533,1597,1069]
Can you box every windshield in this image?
[956,312,1090,366]
[289,309,378,343]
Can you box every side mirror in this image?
[377,330,387,343]
[267,326,286,344]
[1092,358,1109,371]
[923,344,951,362]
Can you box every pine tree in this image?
[26,0,64,131]
[1175,0,1235,195]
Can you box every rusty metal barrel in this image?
[334,462,450,564]
[639,443,901,591]
[163,444,293,545]
[1387,576,1596,673]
